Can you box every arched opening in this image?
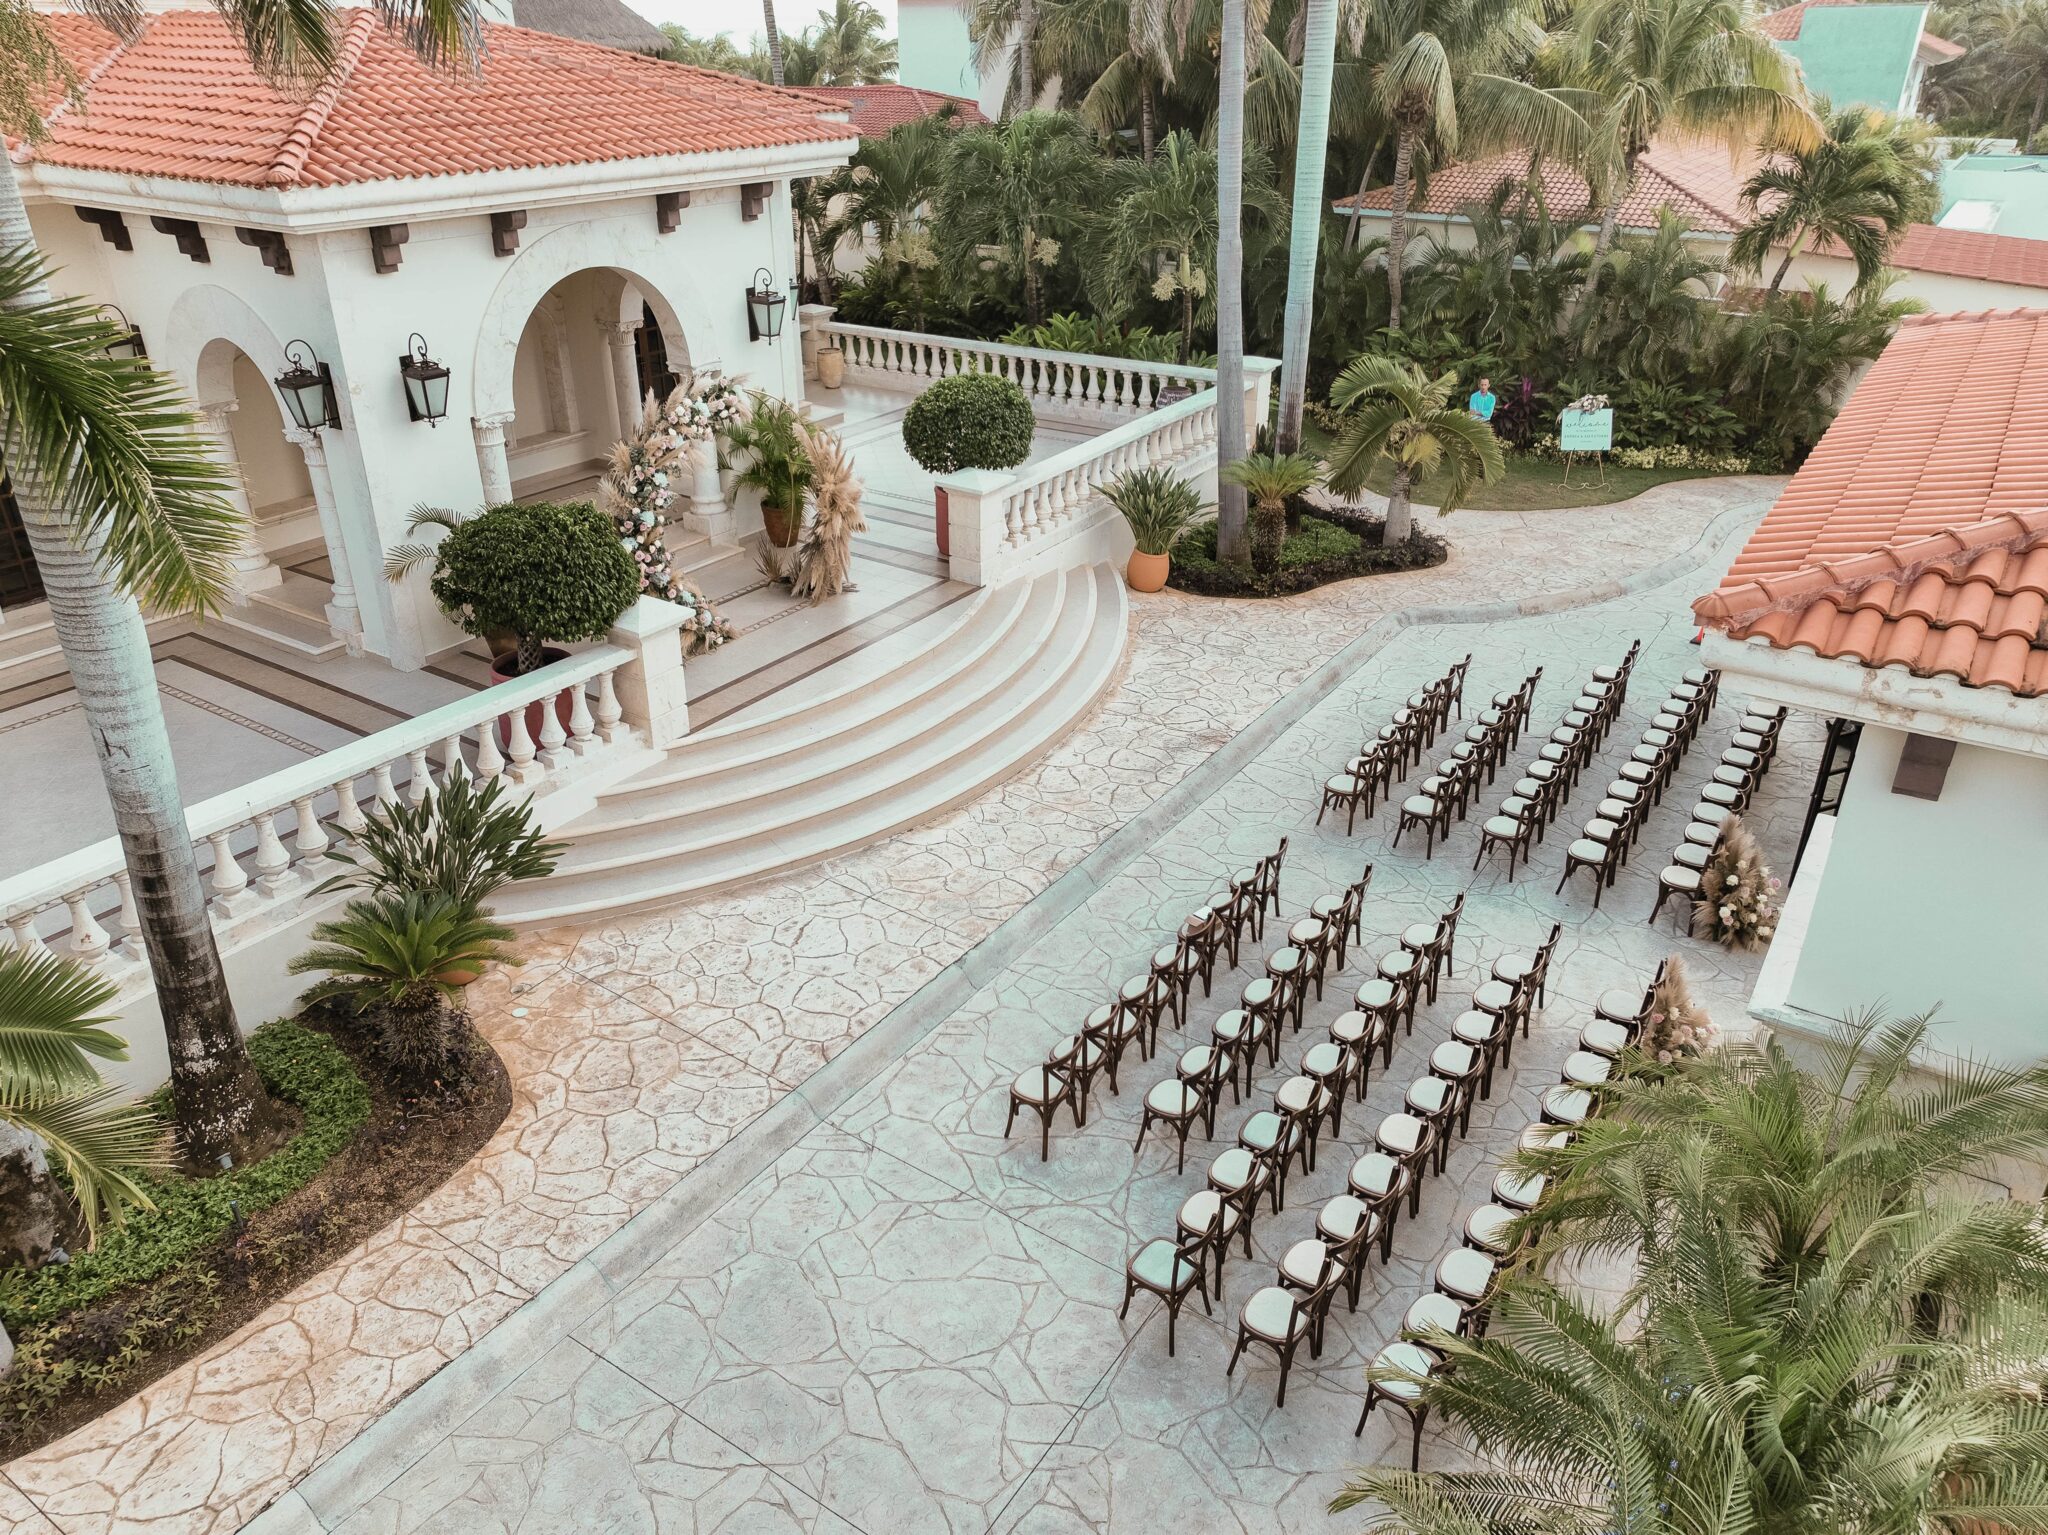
[221,350,317,554]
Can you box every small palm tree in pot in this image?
[1104,466,1207,592]
[724,393,815,560]
[1220,450,1321,575]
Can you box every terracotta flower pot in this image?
[490,646,571,747]
[1126,550,1170,593]
[762,500,803,548]
[436,965,482,987]
[934,485,950,559]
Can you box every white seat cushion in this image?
[1542,1084,1593,1123]
[1597,986,1643,1018]
[1289,918,1326,946]
[1130,1238,1197,1291]
[1403,1292,1462,1338]
[1280,1238,1338,1288]
[1493,1169,1546,1209]
[1380,950,1420,977]
[1317,1194,1370,1243]
[1325,773,1361,793]
[1520,1124,1570,1152]
[1483,814,1524,839]
[1683,821,1720,846]
[1661,866,1703,893]
[1375,1113,1425,1155]
[1178,1188,1238,1238]
[1145,1080,1201,1116]
[1349,1151,1400,1197]
[1401,921,1438,949]
[1012,1067,1063,1103]
[1178,1044,1219,1076]
[1209,1147,1255,1189]
[1406,1077,1451,1115]
[1330,1010,1372,1045]
[1152,942,1179,969]
[1355,979,1398,1009]
[1436,1246,1496,1301]
[1673,844,1710,871]
[1302,1041,1344,1076]
[1213,1009,1250,1043]
[1474,979,1516,1012]
[1372,1341,1433,1398]
[1453,1009,1499,1045]
[1563,1050,1612,1087]
[1242,1285,1312,1339]
[1402,794,1438,816]
[1275,1076,1322,1114]
[1567,838,1609,862]
[1580,1018,1630,1056]
[1466,1203,1516,1252]
[1430,1040,1478,1076]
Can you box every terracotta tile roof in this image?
[802,83,986,136]
[15,8,851,188]
[1334,142,1749,236]
[1694,307,2048,695]
[1887,223,2048,289]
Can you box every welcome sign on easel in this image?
[1560,399,1614,484]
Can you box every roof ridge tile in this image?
[267,9,377,187]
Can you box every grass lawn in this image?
[1299,423,1725,511]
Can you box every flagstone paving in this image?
[1,476,1795,1535]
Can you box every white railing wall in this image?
[819,320,1217,426]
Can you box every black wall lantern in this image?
[398,332,451,426]
[274,339,341,431]
[100,305,147,360]
[746,267,787,342]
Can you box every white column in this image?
[198,400,283,600]
[607,595,693,748]
[473,412,516,506]
[798,303,837,381]
[283,424,362,649]
[685,437,735,543]
[605,320,644,442]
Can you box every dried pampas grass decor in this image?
[1692,815,1782,951]
[1641,953,1717,1067]
[789,422,866,605]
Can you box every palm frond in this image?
[1,1081,166,1242]
[0,947,130,1097]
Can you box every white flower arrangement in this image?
[1569,393,1610,414]
[598,383,737,656]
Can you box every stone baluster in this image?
[252,811,293,897]
[110,872,144,961]
[442,733,471,783]
[568,684,596,756]
[506,705,542,784]
[595,670,625,745]
[333,776,368,837]
[537,691,572,769]
[406,747,433,805]
[291,794,330,867]
[62,888,110,965]
[475,721,506,782]
[373,761,401,811]
[207,828,253,913]
[6,909,50,958]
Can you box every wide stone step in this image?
[497,563,1127,925]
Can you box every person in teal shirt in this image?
[1468,376,1497,423]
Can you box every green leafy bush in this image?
[1104,466,1208,556]
[0,1021,369,1331]
[901,374,1036,475]
[394,501,639,675]
[1170,507,1444,597]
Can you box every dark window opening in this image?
[633,303,680,407]
[0,472,45,610]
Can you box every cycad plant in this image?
[1105,464,1207,555]
[1339,1017,2048,1532]
[312,773,563,918]
[291,893,516,1094]
[1323,355,1504,543]
[1220,450,1321,574]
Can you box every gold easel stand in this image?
[1562,450,1606,486]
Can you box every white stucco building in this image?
[5,6,857,669]
[1693,306,2048,1070]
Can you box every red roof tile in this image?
[15,9,851,189]
[1693,307,2048,695]
[1887,223,2048,290]
[1334,142,1751,236]
[802,83,986,137]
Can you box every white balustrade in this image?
[0,645,638,986]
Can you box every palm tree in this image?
[1,0,482,1168]
[937,111,1101,326]
[1571,211,1722,383]
[1,948,166,1375]
[827,115,953,323]
[1559,0,1818,262]
[1364,0,1589,330]
[1409,191,1589,367]
[1730,101,1939,295]
[1323,355,1503,542]
[1925,0,2048,146]
[1213,0,1251,563]
[1338,1018,2048,1529]
[763,0,787,85]
[1220,449,1320,572]
[1061,0,1173,160]
[968,0,1040,113]
[811,0,897,82]
[1273,0,1338,453]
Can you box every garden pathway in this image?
[0,475,1791,1535]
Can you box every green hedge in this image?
[0,1021,370,1331]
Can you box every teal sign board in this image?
[1560,408,1614,452]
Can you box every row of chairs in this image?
[1390,670,1549,859]
[1650,700,1789,928]
[1005,840,1290,1160]
[1474,642,1643,877]
[1356,963,1662,1464]
[1316,656,1473,835]
[1553,664,1721,907]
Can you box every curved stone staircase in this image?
[496,563,1129,926]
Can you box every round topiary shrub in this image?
[422,501,640,674]
[901,374,1036,475]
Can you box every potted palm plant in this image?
[1104,466,1206,592]
[290,892,516,1096]
[724,393,813,551]
[900,374,1036,556]
[1220,450,1322,575]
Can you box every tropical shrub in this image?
[901,374,1036,474]
[1323,356,1504,543]
[1220,450,1322,574]
[724,393,815,528]
[291,894,516,1095]
[1105,466,1208,556]
[387,502,640,676]
[313,774,563,919]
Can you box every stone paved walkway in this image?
[0,476,1790,1535]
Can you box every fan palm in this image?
[1362,0,1589,329]
[1220,448,1319,573]
[1557,0,1819,261]
[1323,355,1503,542]
[1729,101,1939,295]
[1,0,483,1166]
[938,111,1102,326]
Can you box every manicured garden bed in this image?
[0,1015,509,1456]
[1168,503,1448,598]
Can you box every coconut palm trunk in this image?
[1385,121,1418,329]
[1275,0,1338,453]
[0,159,278,1168]
[1345,134,1383,250]
[1140,76,1156,161]
[1015,0,1037,109]
[1214,0,1250,563]
[1593,143,1641,261]
[763,0,786,85]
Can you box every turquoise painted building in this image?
[1762,0,1960,116]
[1937,154,2048,240]
[897,0,982,101]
